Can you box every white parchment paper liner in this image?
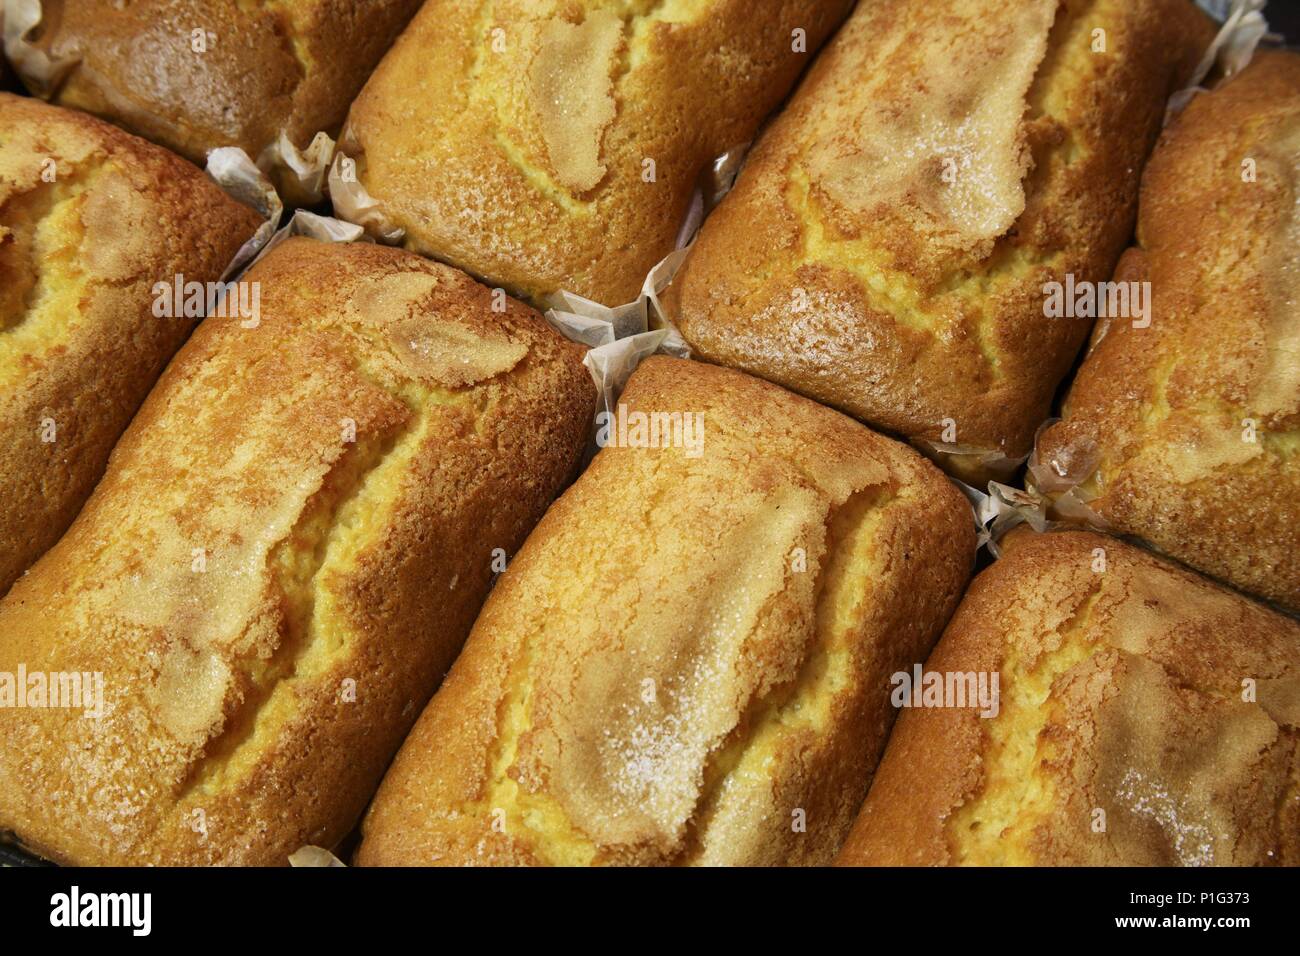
[547,146,751,416]
[542,249,692,419]
[205,148,285,281]
[229,208,368,286]
[288,845,346,868]
[912,440,1030,485]
[257,130,336,208]
[2,0,75,97]
[1023,414,1114,533]
[208,165,375,318]
[328,124,406,243]
[958,480,1050,556]
[1168,0,1271,118]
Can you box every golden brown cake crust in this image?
[0,92,260,599]
[664,0,1214,479]
[1035,53,1300,613]
[0,237,595,866]
[835,528,1300,867]
[340,0,854,305]
[356,356,974,867]
[26,0,423,163]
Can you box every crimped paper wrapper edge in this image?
[1168,0,1271,119]
[2,0,75,97]
[205,148,286,281]
[288,845,347,868]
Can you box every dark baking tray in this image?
[0,839,52,867]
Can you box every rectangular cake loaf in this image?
[15,0,423,170]
[0,92,260,598]
[356,356,974,866]
[664,0,1215,483]
[0,237,595,865]
[835,528,1300,866]
[337,0,854,304]
[1033,52,1300,613]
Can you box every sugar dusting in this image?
[808,0,1056,251]
[590,506,807,845]
[599,652,727,829]
[1114,767,1215,866]
[529,10,623,193]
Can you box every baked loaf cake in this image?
[356,356,974,866]
[0,237,595,865]
[663,0,1215,482]
[338,0,854,304]
[17,0,422,165]
[0,92,259,599]
[1034,53,1300,613]
[836,528,1300,867]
